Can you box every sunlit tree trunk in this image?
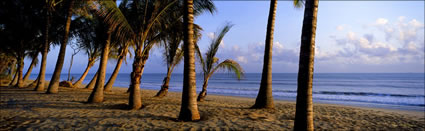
[23,55,38,82]
[73,59,95,88]
[87,31,111,103]
[252,0,277,109]
[46,0,75,94]
[294,0,319,130]
[15,55,25,88]
[85,71,98,90]
[104,55,124,91]
[9,64,17,86]
[178,0,200,121]
[128,47,149,109]
[35,11,50,91]
[27,75,39,88]
[154,67,172,97]
[197,78,209,102]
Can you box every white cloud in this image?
[376,18,389,25]
[236,56,248,64]
[336,25,344,31]
[207,32,215,39]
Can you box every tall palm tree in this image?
[178,0,200,121]
[293,0,318,130]
[46,0,75,94]
[195,24,244,102]
[85,70,98,89]
[251,0,277,109]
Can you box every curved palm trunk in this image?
[197,78,209,102]
[46,0,74,94]
[73,60,94,88]
[15,56,25,88]
[104,55,124,92]
[23,56,38,82]
[294,0,318,130]
[252,0,277,109]
[87,32,111,103]
[178,0,200,121]
[85,71,98,89]
[154,68,172,97]
[35,11,50,92]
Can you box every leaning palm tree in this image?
[104,44,129,92]
[22,52,39,83]
[293,0,319,130]
[251,0,278,109]
[196,24,244,102]
[46,0,75,94]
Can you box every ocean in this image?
[29,73,425,111]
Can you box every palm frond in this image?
[293,0,304,8]
[205,23,233,74]
[210,59,244,80]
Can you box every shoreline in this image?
[1,80,423,130]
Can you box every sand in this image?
[0,84,424,130]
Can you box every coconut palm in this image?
[195,24,244,102]
[46,0,76,94]
[22,52,39,83]
[154,20,203,98]
[178,0,201,121]
[94,0,215,109]
[251,0,278,109]
[294,0,319,130]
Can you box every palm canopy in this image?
[197,23,244,80]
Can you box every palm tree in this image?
[178,0,201,121]
[71,15,102,88]
[104,44,129,92]
[22,53,39,83]
[195,24,244,102]
[85,71,98,89]
[293,0,319,130]
[251,0,278,109]
[46,0,75,94]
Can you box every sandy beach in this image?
[0,84,424,130]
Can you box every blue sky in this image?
[24,1,424,74]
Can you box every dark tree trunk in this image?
[46,0,74,94]
[252,0,277,109]
[23,55,38,83]
[197,78,209,102]
[104,55,124,92]
[87,31,111,103]
[294,0,319,130]
[178,0,200,121]
[85,71,98,90]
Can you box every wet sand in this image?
[0,85,424,130]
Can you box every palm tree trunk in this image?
[178,0,200,121]
[252,0,277,109]
[27,75,39,88]
[294,0,319,130]
[7,60,16,80]
[67,53,75,81]
[197,78,209,102]
[35,10,50,92]
[85,71,98,90]
[104,55,124,92]
[154,68,172,97]
[87,31,111,103]
[128,47,149,110]
[73,60,94,88]
[15,56,25,88]
[23,55,38,82]
[9,64,17,86]
[46,0,74,94]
